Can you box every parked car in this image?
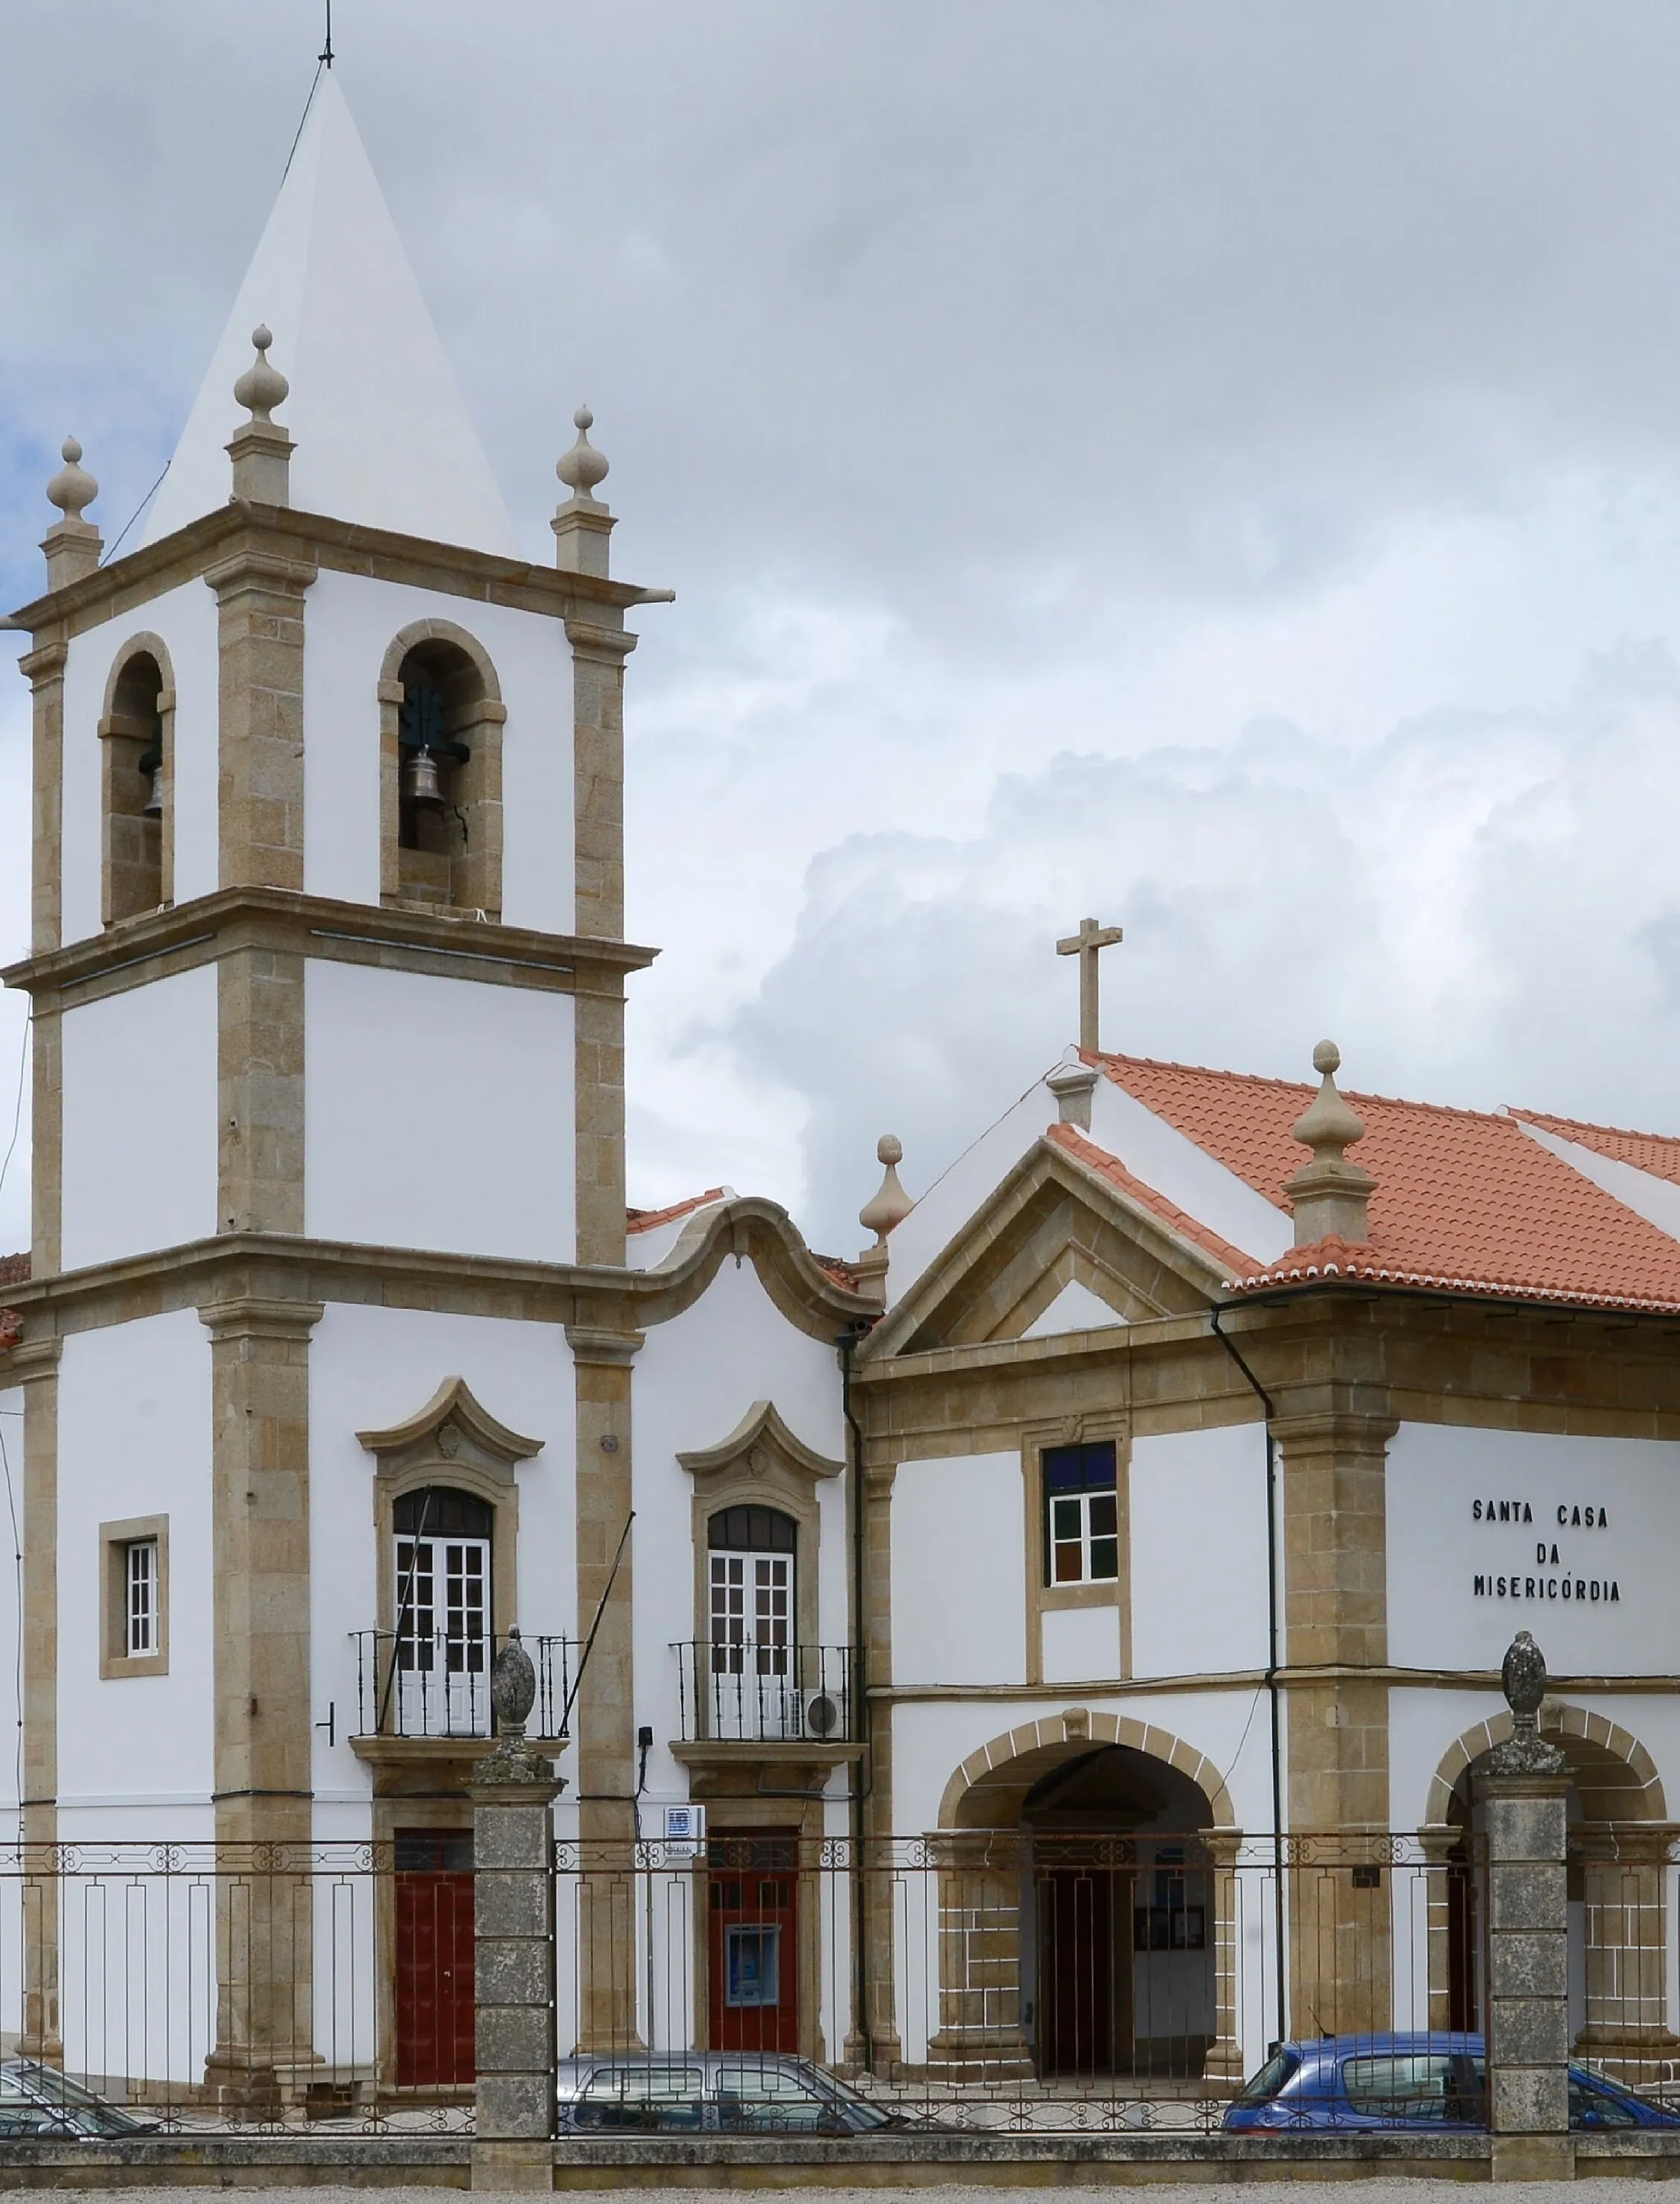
[0,2060,158,2139]
[1223,2032,1680,2132]
[557,2052,921,2134]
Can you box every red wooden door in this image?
[708,1832,798,2052]
[395,1829,475,2086]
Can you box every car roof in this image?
[1287,2033,1485,2058]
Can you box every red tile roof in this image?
[0,1255,26,1287]
[625,1190,728,1235]
[810,1252,862,1292]
[1507,1109,1680,1188]
[1047,1123,1258,1278]
[1089,1053,1680,1315]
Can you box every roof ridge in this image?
[1509,1104,1680,1147]
[1094,1048,1539,1132]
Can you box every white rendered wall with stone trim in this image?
[1130,1424,1268,1680]
[630,1256,848,1812]
[891,1454,1028,1688]
[60,964,219,1273]
[307,1301,578,1841]
[302,572,578,929]
[57,580,221,946]
[303,960,575,1261]
[1386,1420,1680,1674]
[54,1310,214,1835]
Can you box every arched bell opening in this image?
[380,624,504,918]
[100,642,171,921]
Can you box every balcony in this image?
[349,1630,576,1744]
[671,1641,856,1745]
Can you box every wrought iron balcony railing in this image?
[672,1640,855,1744]
[350,1630,577,1741]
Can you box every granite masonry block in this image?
[1490,1999,1571,2065]
[475,2004,555,2074]
[475,1873,553,1939]
[475,1937,556,2006]
[476,2071,555,2141]
[1489,1932,1568,1999]
[1491,2064,1569,2134]
[1490,1862,1568,1930]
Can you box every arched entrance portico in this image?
[1425,1705,1678,2077]
[926,1712,1241,2087]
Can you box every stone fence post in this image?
[471,1630,565,2193]
[1480,1630,1572,2182]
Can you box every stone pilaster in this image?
[568,610,635,1271]
[573,978,628,1269]
[217,911,306,1237]
[199,1292,322,2108]
[471,1684,564,2193]
[565,1324,642,2052]
[207,549,317,894]
[28,1004,61,1281]
[13,1337,62,2062]
[1481,1763,1573,2179]
[856,1452,902,2075]
[21,641,66,958]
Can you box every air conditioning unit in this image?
[663,1803,705,1858]
[803,1692,842,1740]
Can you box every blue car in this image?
[1223,2032,1680,2132]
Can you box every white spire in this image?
[143,71,519,557]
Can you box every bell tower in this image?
[1,68,663,2095]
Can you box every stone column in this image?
[1203,1831,1246,2089]
[565,1324,643,2053]
[13,1337,62,2062]
[1480,1630,1572,2183]
[199,1292,322,2110]
[21,638,67,958]
[926,1832,1033,2079]
[206,546,316,894]
[472,1634,564,2194]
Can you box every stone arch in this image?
[1424,1702,1666,1829]
[98,629,177,921]
[377,619,507,917]
[938,1708,1237,1831]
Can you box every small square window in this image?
[1042,1443,1120,1585]
[100,1516,168,1678]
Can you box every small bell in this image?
[404,748,445,809]
[141,764,163,819]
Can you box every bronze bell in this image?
[404,748,445,809]
[141,765,163,819]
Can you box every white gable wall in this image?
[56,1310,215,1829]
[303,573,577,931]
[632,1261,846,1806]
[304,959,573,1260]
[60,964,219,1271]
[0,1385,19,1818]
[58,582,221,947]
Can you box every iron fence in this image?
[670,1642,854,1743]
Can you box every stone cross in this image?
[1057,917,1123,1054]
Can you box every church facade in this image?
[3,69,1680,2106]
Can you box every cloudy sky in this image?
[7,2,1680,1255]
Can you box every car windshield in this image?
[1341,2053,1485,2123]
[573,2065,707,2131]
[2,2063,150,2135]
[1238,2048,1301,2105]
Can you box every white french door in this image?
[393,1533,491,1736]
[708,1549,798,1739]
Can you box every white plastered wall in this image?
[308,1302,576,1839]
[59,582,221,946]
[1130,1424,1269,1678]
[892,1454,1027,1688]
[60,964,218,1272]
[632,1260,847,1811]
[1386,1421,1680,1676]
[304,959,574,1261]
[0,1384,20,1818]
[55,1310,214,1833]
[302,573,577,931]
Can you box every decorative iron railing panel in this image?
[670,1641,854,1744]
[350,1630,576,1740]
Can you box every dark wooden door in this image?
[708,1832,799,2052]
[1037,1863,1130,2075]
[1446,1845,1478,2032]
[395,1828,475,2086]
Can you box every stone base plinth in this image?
[1492,2133,1575,2182]
[472,2137,554,2191]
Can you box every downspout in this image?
[1208,1301,1287,2053]
[838,1320,874,2072]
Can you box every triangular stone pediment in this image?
[869,1136,1231,1358]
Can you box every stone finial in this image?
[47,437,97,524]
[489,1627,537,1739]
[1488,1630,1565,1775]
[1283,1039,1375,1247]
[855,1135,912,1308]
[234,326,290,423]
[42,437,103,588]
[1047,1062,1099,1132]
[556,405,609,502]
[553,405,617,578]
[226,325,294,506]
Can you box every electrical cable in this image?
[0,1012,29,1216]
[98,460,171,568]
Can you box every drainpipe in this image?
[838,1320,873,2070]
[1208,1301,1288,2052]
